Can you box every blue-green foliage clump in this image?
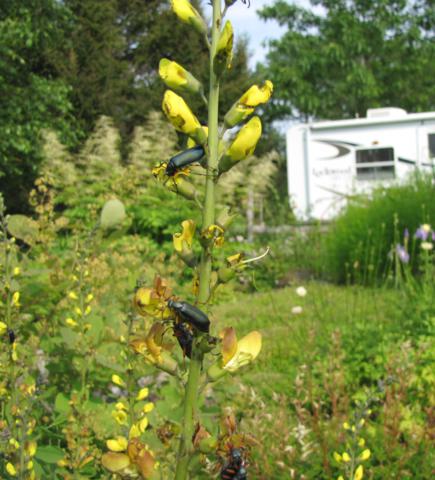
[322,174,435,284]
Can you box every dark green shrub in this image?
[322,173,435,284]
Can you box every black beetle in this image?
[167,300,210,333]
[173,321,194,358]
[8,328,15,345]
[221,448,247,480]
[166,146,205,177]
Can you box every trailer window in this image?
[429,134,435,158]
[355,147,395,181]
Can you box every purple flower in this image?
[415,227,428,241]
[396,244,409,264]
[403,228,409,239]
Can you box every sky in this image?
[225,0,287,68]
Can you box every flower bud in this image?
[220,116,262,174]
[214,21,233,76]
[159,59,202,95]
[224,81,273,128]
[162,90,206,145]
[171,0,207,35]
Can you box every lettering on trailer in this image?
[312,166,352,177]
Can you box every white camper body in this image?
[286,108,435,220]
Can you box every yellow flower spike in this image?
[358,438,366,447]
[143,402,154,413]
[68,291,78,300]
[171,0,207,35]
[112,410,128,426]
[214,20,233,76]
[107,436,128,452]
[0,321,7,335]
[6,462,17,476]
[360,449,371,461]
[333,451,342,463]
[11,291,20,307]
[354,465,364,480]
[136,387,149,401]
[101,452,131,473]
[173,219,196,253]
[220,116,262,174]
[342,452,351,462]
[139,417,149,433]
[159,58,202,95]
[225,81,273,128]
[223,330,262,373]
[129,424,141,439]
[111,375,125,387]
[65,318,78,327]
[162,90,205,145]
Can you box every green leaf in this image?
[54,393,70,414]
[100,199,126,229]
[35,445,65,464]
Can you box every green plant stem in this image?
[174,2,221,479]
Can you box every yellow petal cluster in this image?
[0,321,7,335]
[220,116,262,174]
[224,81,273,127]
[222,328,262,373]
[159,59,201,95]
[171,0,207,35]
[134,277,172,319]
[354,465,364,480]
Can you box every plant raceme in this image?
[101,1,273,479]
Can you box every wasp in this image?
[165,146,205,177]
[220,448,248,480]
[167,299,210,333]
[172,321,194,358]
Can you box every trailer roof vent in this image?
[366,108,407,119]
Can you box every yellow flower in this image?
[333,451,342,462]
[143,402,154,413]
[84,305,92,316]
[225,81,273,127]
[159,58,202,95]
[101,452,131,474]
[74,307,82,316]
[173,220,195,253]
[421,241,433,251]
[6,462,17,476]
[421,223,431,232]
[214,21,233,75]
[139,417,149,433]
[112,410,128,426]
[171,0,207,34]
[111,375,125,387]
[162,91,205,144]
[107,436,128,452]
[220,116,262,174]
[65,318,78,327]
[68,291,78,300]
[85,293,94,303]
[342,452,351,462]
[202,224,225,247]
[359,449,371,461]
[0,321,7,335]
[129,424,141,439]
[358,438,366,447]
[343,422,351,430]
[9,438,20,449]
[13,267,20,276]
[133,277,172,319]
[11,291,20,307]
[115,402,127,411]
[221,327,262,373]
[354,465,364,480]
[136,387,149,401]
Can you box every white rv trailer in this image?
[286,108,435,220]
